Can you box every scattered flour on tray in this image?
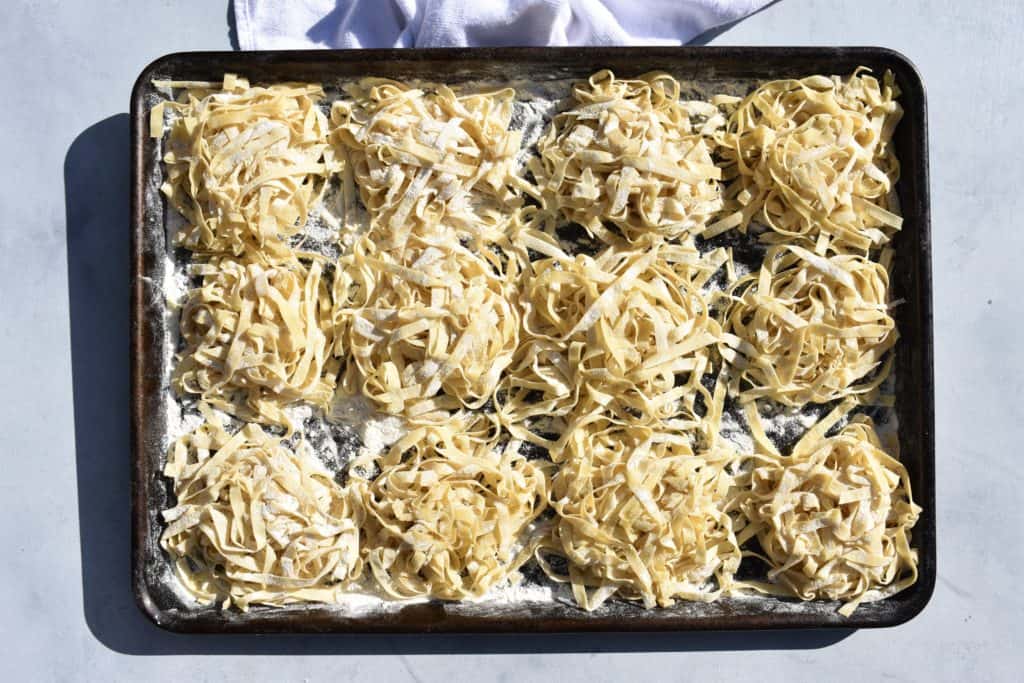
[328,392,408,467]
[151,73,904,619]
[718,409,754,454]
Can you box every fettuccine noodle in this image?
[540,418,742,610]
[335,234,520,423]
[355,419,550,599]
[331,79,527,248]
[713,70,903,253]
[328,78,528,424]
[160,411,362,610]
[533,70,723,243]
[738,417,920,616]
[152,69,919,617]
[155,74,340,258]
[497,235,721,446]
[174,256,337,430]
[720,245,897,406]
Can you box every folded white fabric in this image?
[234,0,772,50]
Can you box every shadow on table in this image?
[227,0,240,50]
[66,114,852,655]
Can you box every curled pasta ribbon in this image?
[174,256,338,430]
[331,79,526,248]
[740,417,920,616]
[498,238,721,445]
[714,70,903,253]
[335,234,520,423]
[720,245,897,406]
[354,419,550,600]
[533,70,723,243]
[155,74,340,258]
[540,419,742,610]
[160,412,363,610]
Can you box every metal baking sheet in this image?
[131,46,935,633]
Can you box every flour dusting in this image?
[146,70,905,623]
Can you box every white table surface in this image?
[2,0,1019,680]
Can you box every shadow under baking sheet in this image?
[66,109,851,655]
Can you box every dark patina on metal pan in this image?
[131,47,934,633]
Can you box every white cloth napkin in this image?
[234,0,772,50]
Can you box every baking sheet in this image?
[131,46,935,633]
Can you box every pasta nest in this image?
[353,421,550,599]
[542,419,742,610]
[715,70,903,253]
[174,256,338,429]
[721,245,897,406]
[534,70,723,243]
[158,75,339,258]
[741,418,920,616]
[500,241,720,442]
[160,414,362,610]
[331,78,526,244]
[337,235,520,422]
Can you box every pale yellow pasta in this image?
[160,411,362,610]
[533,70,723,243]
[331,78,526,248]
[335,234,519,423]
[174,256,337,430]
[739,417,920,616]
[497,235,721,447]
[355,419,550,600]
[155,74,340,258]
[327,78,530,425]
[540,418,742,610]
[720,244,897,406]
[151,69,920,618]
[714,70,903,253]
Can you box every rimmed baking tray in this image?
[131,46,935,633]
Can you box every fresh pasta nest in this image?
[500,238,720,443]
[714,70,903,253]
[534,70,723,243]
[336,234,520,422]
[721,245,897,406]
[155,75,339,258]
[174,256,338,429]
[741,418,920,616]
[355,421,550,600]
[543,419,742,610]
[160,412,362,610]
[331,79,525,245]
